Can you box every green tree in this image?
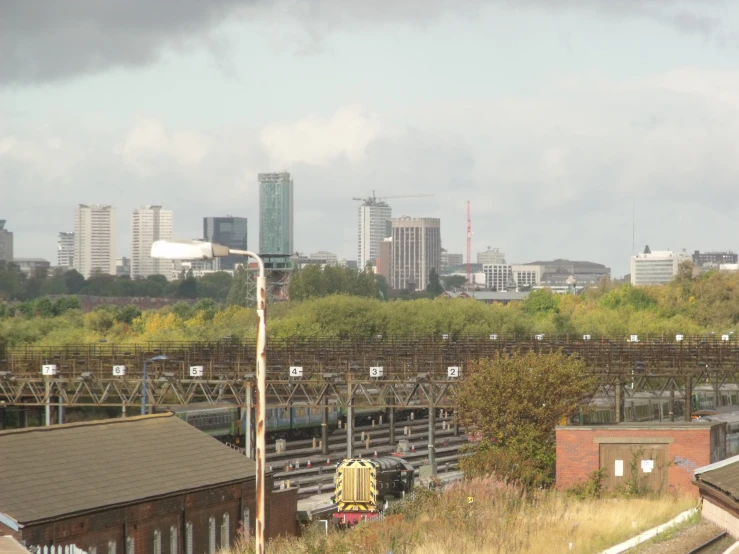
[426,268,444,297]
[521,289,560,315]
[456,351,594,487]
[441,275,467,290]
[227,266,252,307]
[64,270,85,294]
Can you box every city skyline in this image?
[4,2,739,276]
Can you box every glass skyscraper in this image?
[203,217,248,270]
[258,172,293,255]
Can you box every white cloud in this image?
[119,116,212,176]
[258,106,389,167]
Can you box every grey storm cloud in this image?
[0,0,726,86]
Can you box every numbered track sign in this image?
[676,334,684,342]
[442,334,449,340]
[489,334,498,340]
[189,365,204,377]
[448,366,460,378]
[629,335,639,343]
[42,364,57,376]
[583,334,591,341]
[289,366,304,377]
[535,334,544,341]
[112,365,126,376]
[723,334,731,341]
[370,366,384,377]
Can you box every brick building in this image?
[556,422,727,496]
[0,413,297,552]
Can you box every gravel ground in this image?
[630,519,734,554]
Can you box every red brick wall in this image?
[269,488,298,539]
[556,425,724,496]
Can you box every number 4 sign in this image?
[289,366,304,377]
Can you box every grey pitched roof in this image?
[695,454,739,501]
[0,413,256,526]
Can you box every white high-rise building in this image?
[358,200,392,271]
[73,205,116,278]
[484,264,542,290]
[390,217,441,291]
[57,232,74,268]
[131,206,173,277]
[630,246,690,286]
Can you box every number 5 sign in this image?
[448,366,460,378]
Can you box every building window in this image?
[186,522,193,554]
[221,513,230,546]
[108,541,116,554]
[209,516,216,554]
[153,530,161,554]
[170,526,177,554]
[126,536,135,554]
[243,508,250,538]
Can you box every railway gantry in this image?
[2,337,739,421]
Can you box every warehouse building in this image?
[0,413,297,553]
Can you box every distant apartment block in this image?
[309,251,338,265]
[14,258,51,276]
[74,204,116,278]
[692,250,739,268]
[131,206,173,278]
[377,238,392,281]
[477,247,506,265]
[523,259,610,286]
[358,199,392,271]
[483,264,542,291]
[57,231,74,268]
[441,250,464,268]
[259,172,293,255]
[116,257,130,277]
[631,246,690,286]
[0,220,13,263]
[203,217,248,270]
[391,217,441,291]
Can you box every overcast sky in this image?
[2,0,739,276]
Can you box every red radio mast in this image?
[466,200,472,286]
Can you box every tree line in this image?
[0,262,233,302]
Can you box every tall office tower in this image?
[73,205,116,278]
[0,221,13,263]
[358,199,392,271]
[258,171,293,255]
[390,217,441,291]
[203,217,248,270]
[131,206,173,277]
[57,232,75,268]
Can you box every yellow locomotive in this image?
[333,457,415,525]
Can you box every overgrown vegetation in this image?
[237,478,695,554]
[4,261,739,347]
[455,351,595,488]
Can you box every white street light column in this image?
[150,240,267,554]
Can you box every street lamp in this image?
[151,239,268,554]
[142,354,169,416]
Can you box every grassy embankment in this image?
[232,478,697,554]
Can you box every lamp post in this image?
[142,354,169,416]
[151,239,267,554]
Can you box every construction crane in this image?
[466,200,472,286]
[352,191,435,204]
